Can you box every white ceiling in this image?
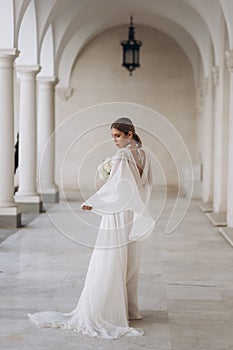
[1,0,232,87]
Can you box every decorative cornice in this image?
[212,66,220,86]
[225,49,233,73]
[56,86,73,100]
[195,77,211,115]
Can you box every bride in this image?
[28,117,155,339]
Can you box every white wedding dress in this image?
[28,145,155,339]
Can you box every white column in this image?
[212,65,228,213]
[37,76,59,202]
[0,49,21,228]
[201,77,214,203]
[15,65,42,212]
[225,50,233,227]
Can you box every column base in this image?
[205,212,227,227]
[0,206,21,229]
[17,201,43,213]
[14,194,43,213]
[39,188,59,203]
[196,200,213,212]
[41,192,59,203]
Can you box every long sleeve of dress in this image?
[83,148,155,241]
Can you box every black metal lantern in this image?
[120,16,142,76]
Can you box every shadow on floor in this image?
[0,213,38,244]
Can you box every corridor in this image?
[1,190,233,350]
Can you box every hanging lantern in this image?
[120,16,142,76]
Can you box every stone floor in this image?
[1,190,233,350]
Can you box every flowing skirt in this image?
[28,211,144,339]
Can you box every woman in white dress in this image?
[28,117,155,339]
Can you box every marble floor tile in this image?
[166,284,222,301]
[1,192,233,349]
[169,310,233,350]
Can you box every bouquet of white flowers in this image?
[98,157,112,181]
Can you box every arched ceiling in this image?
[36,0,213,87]
[58,14,201,88]
[6,0,233,87]
[184,0,223,64]
[219,0,233,48]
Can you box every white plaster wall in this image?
[55,25,196,192]
[16,1,38,65]
[0,0,14,48]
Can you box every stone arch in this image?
[184,0,223,65]
[220,0,233,48]
[39,25,55,77]
[56,14,203,89]
[16,0,38,65]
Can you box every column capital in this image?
[0,49,20,67]
[16,65,41,80]
[225,49,233,73]
[37,76,59,86]
[212,66,220,86]
[0,48,20,58]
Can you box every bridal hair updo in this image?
[111,117,142,146]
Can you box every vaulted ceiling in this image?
[1,0,233,87]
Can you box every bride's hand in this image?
[81,204,93,211]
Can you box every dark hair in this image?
[111,117,142,146]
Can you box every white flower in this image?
[98,157,112,181]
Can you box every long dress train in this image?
[28,145,155,339]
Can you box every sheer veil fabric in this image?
[28,145,155,339]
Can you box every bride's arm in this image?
[81,148,146,215]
